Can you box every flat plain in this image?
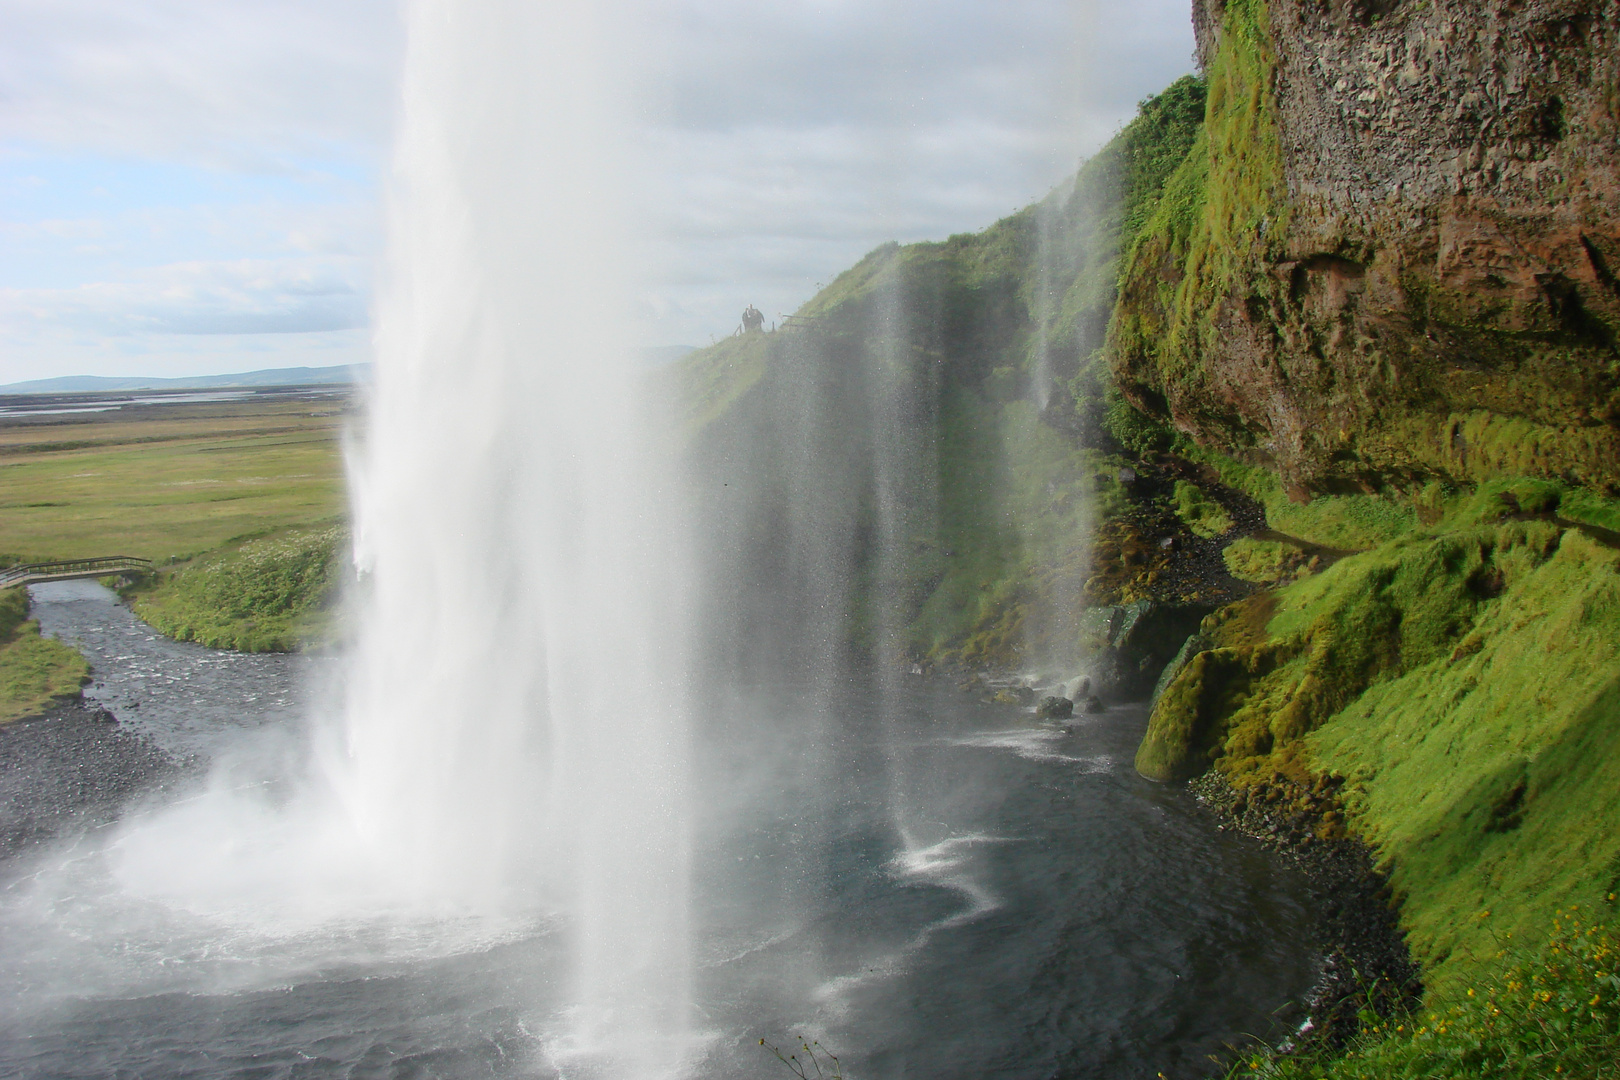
[0,389,352,563]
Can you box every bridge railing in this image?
[0,556,154,590]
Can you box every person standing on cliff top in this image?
[741,304,764,333]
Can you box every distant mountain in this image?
[1,350,694,395]
[0,364,370,395]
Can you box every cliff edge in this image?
[1114,0,1620,494]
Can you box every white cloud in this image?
[0,0,399,168]
[623,0,1196,343]
[1,256,368,338]
[0,0,1197,376]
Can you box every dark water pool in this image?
[0,584,1316,1079]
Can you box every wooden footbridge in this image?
[0,556,153,590]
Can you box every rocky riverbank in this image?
[0,698,195,862]
[1189,770,1422,1052]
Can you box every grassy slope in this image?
[0,587,89,722]
[1134,476,1620,1071]
[678,77,1207,667]
[1230,912,1620,1079]
[1099,4,1620,1072]
[122,525,347,652]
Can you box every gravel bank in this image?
[0,698,197,862]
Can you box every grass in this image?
[666,333,771,438]
[1228,909,1620,1079]
[1223,537,1313,584]
[1109,0,1284,429]
[0,395,349,563]
[1174,478,1234,538]
[1140,500,1620,1042]
[1132,497,1620,1080]
[0,586,89,722]
[0,393,352,659]
[1174,440,1417,550]
[123,525,348,652]
[1302,524,1620,987]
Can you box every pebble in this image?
[0,699,197,861]
[1188,770,1423,1051]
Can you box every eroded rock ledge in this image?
[1115,0,1620,494]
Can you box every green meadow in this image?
[0,394,352,709]
[0,395,349,564]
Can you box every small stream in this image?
[0,583,1318,1079]
[27,580,334,761]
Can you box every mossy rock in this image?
[1136,642,1292,782]
[1173,479,1233,538]
[1222,536,1315,584]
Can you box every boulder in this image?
[1036,696,1075,720]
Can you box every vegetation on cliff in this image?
[1098,1,1620,1072]
[1228,909,1620,1079]
[1112,0,1620,494]
[1110,0,1287,457]
[674,75,1218,673]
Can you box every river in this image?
[0,582,1316,1079]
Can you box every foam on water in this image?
[948,727,1115,770]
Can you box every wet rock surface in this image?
[0,699,196,862]
[1189,769,1423,1051]
[1130,0,1620,493]
[1035,695,1074,719]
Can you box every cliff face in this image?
[1118,0,1620,1011]
[673,80,1211,674]
[1116,0,1620,494]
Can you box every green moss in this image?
[1101,384,1174,455]
[1142,515,1620,1009]
[0,587,89,722]
[1174,479,1234,538]
[1307,525,1620,986]
[127,526,346,652]
[1101,0,1620,494]
[1170,440,1418,548]
[1556,487,1620,534]
[1222,537,1313,584]
[1361,409,1620,493]
[1137,641,1294,782]
[1109,0,1284,421]
[1270,496,1418,551]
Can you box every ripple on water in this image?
[3,587,1322,1079]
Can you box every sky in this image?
[0,0,1195,385]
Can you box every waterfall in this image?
[342,0,693,1071]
